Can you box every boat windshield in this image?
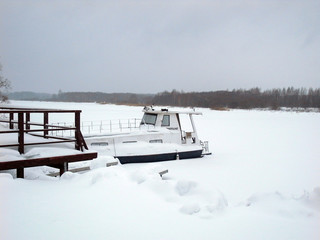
[141,113,157,125]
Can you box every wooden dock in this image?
[0,152,98,178]
[0,106,98,178]
[0,106,87,153]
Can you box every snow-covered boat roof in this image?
[142,106,202,115]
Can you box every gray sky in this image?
[1,0,319,94]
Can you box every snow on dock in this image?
[0,106,97,177]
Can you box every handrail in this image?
[51,118,142,135]
[0,107,87,153]
[0,107,81,113]
[0,119,74,129]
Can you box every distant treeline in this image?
[51,92,154,105]
[8,87,320,109]
[153,88,320,109]
[8,91,52,101]
[9,91,154,105]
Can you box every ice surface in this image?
[0,101,320,240]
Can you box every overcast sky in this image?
[1,0,319,94]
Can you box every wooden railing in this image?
[0,107,88,154]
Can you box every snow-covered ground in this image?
[0,100,320,240]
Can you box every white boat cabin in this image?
[140,106,202,145]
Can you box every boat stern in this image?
[201,140,212,155]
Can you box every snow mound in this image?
[206,191,228,214]
[308,187,320,211]
[175,180,197,196]
[177,188,228,217]
[244,191,316,218]
[0,148,24,162]
[131,171,229,217]
[90,156,118,170]
[23,147,81,159]
[297,187,320,211]
[61,171,78,180]
[180,203,201,215]
[87,165,128,185]
[0,173,13,180]
[130,163,165,184]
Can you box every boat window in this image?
[161,115,170,127]
[91,142,108,146]
[122,141,137,144]
[141,113,157,125]
[149,139,163,143]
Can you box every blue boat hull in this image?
[116,149,203,164]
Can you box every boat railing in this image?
[49,118,143,136]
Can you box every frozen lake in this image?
[1,100,320,240]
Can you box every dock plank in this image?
[0,152,98,178]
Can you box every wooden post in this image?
[59,162,68,176]
[26,112,30,130]
[17,168,24,178]
[18,112,24,154]
[44,112,48,138]
[9,112,14,129]
[75,111,81,150]
[75,111,80,133]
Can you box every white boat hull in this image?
[85,130,204,164]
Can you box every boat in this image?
[84,106,211,164]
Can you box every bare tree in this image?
[0,63,11,102]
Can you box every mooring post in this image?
[18,112,24,154]
[9,112,14,129]
[44,112,48,138]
